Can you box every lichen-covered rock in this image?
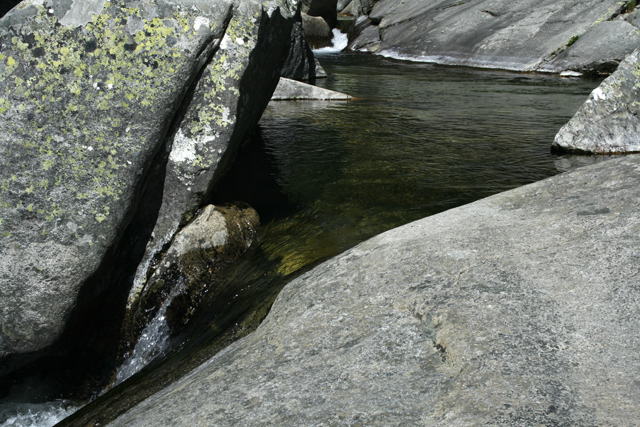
[124,0,295,326]
[0,0,296,363]
[553,49,640,154]
[108,154,640,427]
[129,203,259,344]
[352,0,638,73]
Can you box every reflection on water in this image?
[57,53,605,426]
[224,54,604,282]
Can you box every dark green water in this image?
[55,52,604,426]
[213,53,603,277]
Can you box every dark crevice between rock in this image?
[0,11,234,405]
[481,9,500,17]
[550,144,636,155]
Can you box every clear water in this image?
[47,53,606,426]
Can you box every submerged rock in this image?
[0,0,296,371]
[351,0,640,73]
[553,48,640,154]
[271,77,352,100]
[108,154,640,426]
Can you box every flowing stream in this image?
[1,51,603,426]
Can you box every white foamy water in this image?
[112,278,186,387]
[313,29,348,54]
[0,401,77,427]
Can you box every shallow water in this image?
[13,52,605,426]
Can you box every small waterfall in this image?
[313,29,348,54]
[0,401,77,427]
[112,278,186,387]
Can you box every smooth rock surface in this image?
[270,77,352,100]
[0,0,295,362]
[348,21,380,51]
[301,12,332,48]
[541,20,640,74]
[553,48,640,154]
[353,0,639,73]
[109,155,640,426]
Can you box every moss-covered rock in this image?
[0,0,296,367]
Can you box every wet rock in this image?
[314,58,328,78]
[109,154,640,426]
[301,12,333,49]
[271,77,352,100]
[130,203,259,343]
[553,49,640,154]
[354,0,636,73]
[348,20,380,52]
[0,0,296,369]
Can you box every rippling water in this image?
[28,53,605,426]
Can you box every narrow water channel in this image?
[2,52,603,427]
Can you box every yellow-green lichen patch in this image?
[0,1,229,242]
[175,8,261,172]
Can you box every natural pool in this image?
[3,52,604,426]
